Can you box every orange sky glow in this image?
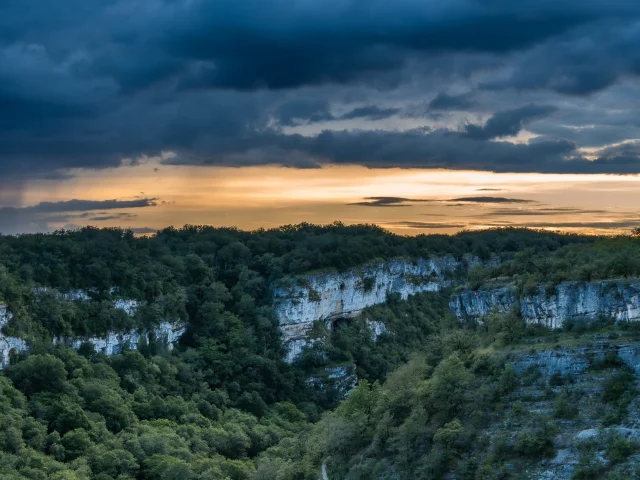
[18,161,640,236]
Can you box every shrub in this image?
[362,277,376,293]
[513,421,558,459]
[553,390,579,420]
[602,369,636,404]
[605,433,638,465]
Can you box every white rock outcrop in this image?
[0,304,28,368]
[274,257,463,362]
[0,296,184,368]
[113,299,141,315]
[510,342,640,376]
[449,287,516,322]
[450,278,640,328]
[366,319,387,341]
[54,321,186,355]
[33,287,92,301]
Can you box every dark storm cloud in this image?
[463,105,557,140]
[429,92,475,111]
[524,99,640,148]
[276,100,401,126]
[339,106,401,121]
[275,99,334,126]
[237,128,581,173]
[161,1,640,90]
[2,0,640,181]
[481,21,640,96]
[218,128,640,174]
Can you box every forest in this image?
[1,224,640,479]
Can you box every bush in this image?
[605,433,638,465]
[602,369,636,404]
[553,390,579,420]
[549,372,571,387]
[514,421,558,459]
[362,277,376,293]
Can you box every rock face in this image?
[449,286,516,322]
[0,294,185,368]
[54,321,186,356]
[0,304,28,368]
[450,279,640,328]
[274,257,463,362]
[509,341,640,376]
[306,365,358,398]
[366,319,387,341]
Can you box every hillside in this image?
[1,225,640,479]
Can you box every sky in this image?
[2,0,640,235]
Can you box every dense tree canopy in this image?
[1,224,639,478]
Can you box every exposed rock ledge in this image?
[0,304,27,369]
[274,256,468,362]
[509,341,640,376]
[450,278,640,328]
[0,295,184,369]
[52,321,185,356]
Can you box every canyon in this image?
[4,261,640,367]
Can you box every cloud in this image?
[520,220,640,229]
[230,128,585,173]
[350,195,542,208]
[387,218,640,232]
[479,207,612,216]
[481,20,640,95]
[385,221,468,229]
[276,101,401,126]
[347,196,431,207]
[161,1,639,90]
[463,105,557,140]
[275,99,334,126]
[449,197,536,204]
[0,198,158,234]
[339,105,401,121]
[429,92,475,111]
[131,227,158,235]
[88,213,137,221]
[2,0,640,183]
[15,198,158,214]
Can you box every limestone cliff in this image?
[0,304,27,368]
[0,294,184,368]
[450,278,640,328]
[509,340,640,376]
[449,286,516,322]
[53,321,185,356]
[274,256,465,362]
